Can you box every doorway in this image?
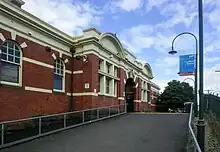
[125,78,135,112]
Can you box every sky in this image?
[22,0,220,93]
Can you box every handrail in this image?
[188,103,202,152]
[0,104,122,124]
[0,104,126,149]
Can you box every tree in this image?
[157,80,194,110]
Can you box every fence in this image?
[204,94,220,117]
[187,103,202,152]
[0,104,126,149]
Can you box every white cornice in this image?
[74,39,153,80]
[0,0,73,45]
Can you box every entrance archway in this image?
[125,78,136,112]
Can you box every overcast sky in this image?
[23,0,220,93]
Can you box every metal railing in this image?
[188,103,202,152]
[0,104,126,149]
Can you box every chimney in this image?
[8,0,25,8]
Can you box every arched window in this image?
[0,40,21,84]
[53,58,65,91]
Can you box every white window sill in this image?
[0,81,22,87]
[98,92,117,98]
[53,89,65,93]
[98,71,119,80]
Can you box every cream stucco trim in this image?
[64,58,68,63]
[98,71,119,80]
[134,74,137,82]
[98,92,116,98]
[0,22,72,57]
[23,57,80,77]
[0,0,73,44]
[11,30,16,40]
[0,33,6,41]
[23,57,54,69]
[65,70,83,74]
[65,70,71,74]
[59,52,62,58]
[73,70,83,74]
[25,86,52,93]
[125,71,129,79]
[53,89,65,93]
[52,53,57,60]
[20,42,27,48]
[151,87,159,91]
[118,97,124,100]
[66,92,99,96]
[66,93,71,96]
[75,50,129,73]
[76,49,145,79]
[134,100,141,103]
[0,81,22,87]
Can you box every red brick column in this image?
[119,68,126,98]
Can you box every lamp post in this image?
[168,32,198,117]
[197,0,205,151]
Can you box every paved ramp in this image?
[2,114,189,152]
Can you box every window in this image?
[106,77,111,94]
[144,90,147,101]
[114,67,118,77]
[98,60,118,97]
[141,80,148,102]
[114,80,118,96]
[99,59,104,71]
[98,74,101,91]
[0,40,21,84]
[98,74,104,93]
[53,59,64,91]
[106,62,112,74]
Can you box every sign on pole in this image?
[179,54,195,76]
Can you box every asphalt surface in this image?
[1,113,189,152]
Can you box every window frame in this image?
[141,80,149,102]
[105,77,111,94]
[98,59,104,71]
[98,58,119,97]
[53,58,65,92]
[0,40,22,87]
[106,62,112,74]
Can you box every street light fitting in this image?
[168,31,198,120]
[168,50,177,55]
[215,70,220,72]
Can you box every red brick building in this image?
[0,0,160,121]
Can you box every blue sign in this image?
[179,54,195,76]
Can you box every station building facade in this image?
[0,0,160,121]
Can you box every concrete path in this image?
[2,113,189,152]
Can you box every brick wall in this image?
[0,86,69,121]
[0,28,71,121]
[0,29,123,121]
[0,27,155,121]
[119,68,125,97]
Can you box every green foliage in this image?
[158,80,194,106]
